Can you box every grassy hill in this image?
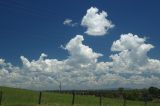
[0,86,159,106]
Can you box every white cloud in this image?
[111,33,153,52]
[0,34,160,90]
[110,33,155,73]
[65,35,102,66]
[63,19,77,27]
[81,7,114,36]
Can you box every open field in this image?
[0,87,159,106]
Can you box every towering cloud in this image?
[81,7,114,36]
[65,35,102,65]
[110,33,154,72]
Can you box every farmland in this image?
[0,86,159,106]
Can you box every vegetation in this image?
[0,86,159,106]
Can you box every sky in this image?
[0,0,160,90]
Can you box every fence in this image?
[0,91,2,105]
[0,90,159,106]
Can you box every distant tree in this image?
[118,87,124,95]
[118,87,124,96]
[148,87,159,98]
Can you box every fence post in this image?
[99,94,102,106]
[72,91,75,105]
[144,100,147,106]
[123,94,126,106]
[144,95,147,106]
[38,91,42,105]
[0,91,2,106]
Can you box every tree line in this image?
[51,86,160,102]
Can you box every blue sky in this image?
[0,0,160,90]
[0,0,160,65]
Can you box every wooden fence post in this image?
[144,95,147,106]
[123,94,126,106]
[38,91,42,105]
[99,94,102,106]
[144,100,147,106]
[72,91,75,105]
[0,91,2,106]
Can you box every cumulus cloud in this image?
[65,35,102,65]
[81,7,114,36]
[63,19,78,27]
[0,34,160,90]
[110,33,155,72]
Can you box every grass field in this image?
[0,87,159,106]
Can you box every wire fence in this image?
[0,90,159,106]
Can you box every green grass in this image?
[0,86,159,106]
[1,86,38,105]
